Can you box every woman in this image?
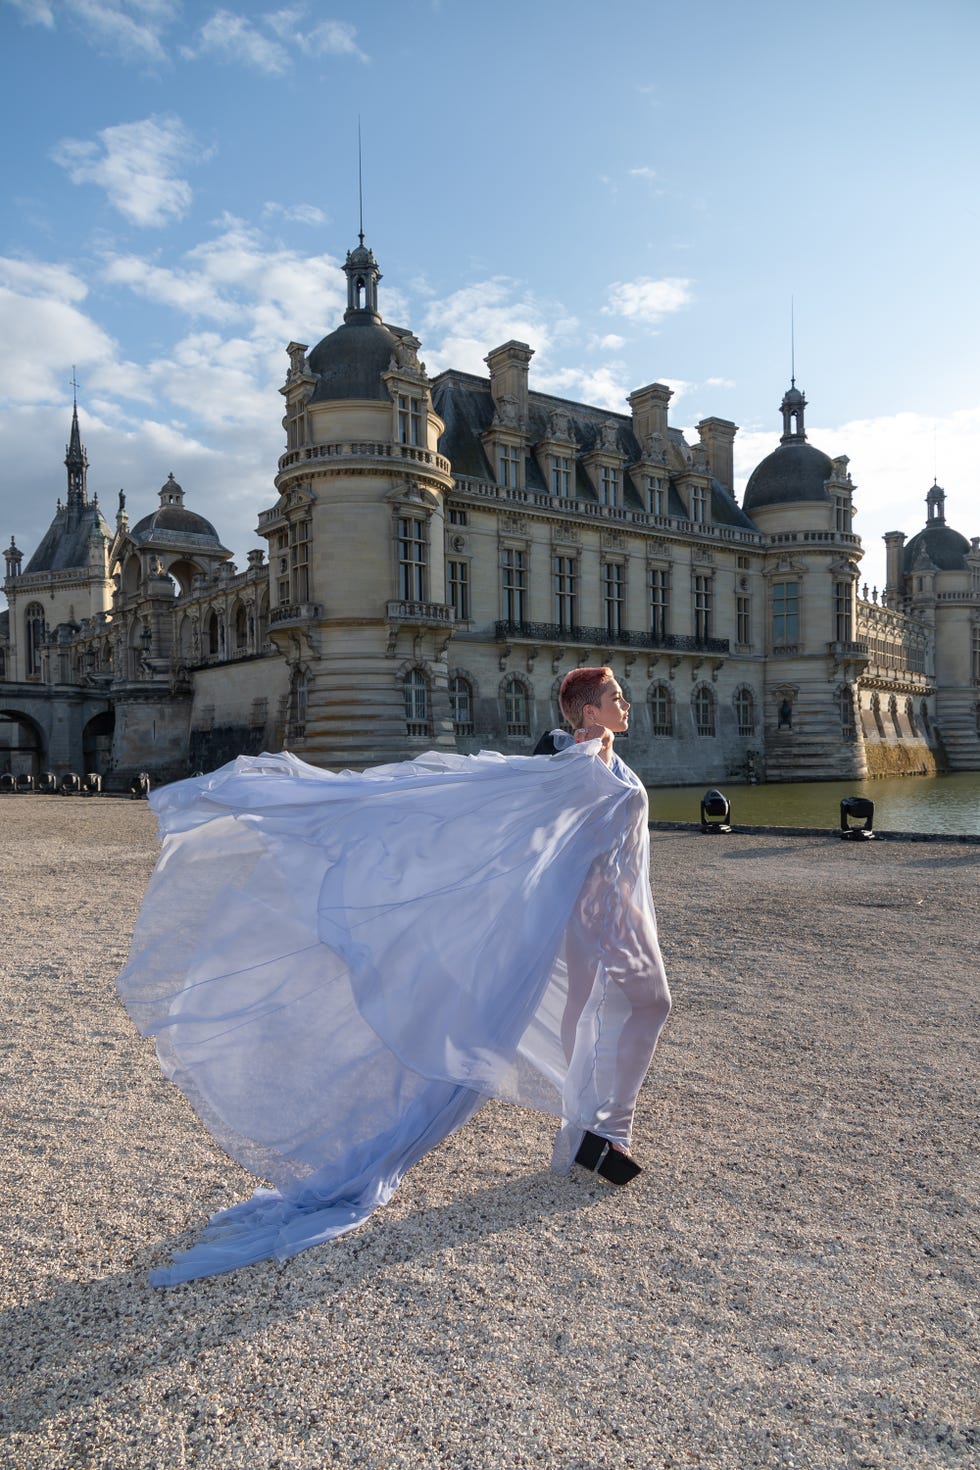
[117,667,671,1284]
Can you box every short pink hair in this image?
[558,666,614,727]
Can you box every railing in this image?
[269,603,322,625]
[387,601,455,627]
[828,640,869,659]
[494,621,729,654]
[278,441,453,478]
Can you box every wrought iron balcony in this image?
[494,621,729,655]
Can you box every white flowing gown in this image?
[117,739,671,1285]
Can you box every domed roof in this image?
[743,440,834,512]
[903,523,970,572]
[308,317,400,402]
[130,504,222,542]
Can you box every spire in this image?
[925,481,946,526]
[343,235,382,322]
[65,373,88,511]
[779,380,807,443]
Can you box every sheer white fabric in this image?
[117,742,670,1284]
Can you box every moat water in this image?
[646,770,980,836]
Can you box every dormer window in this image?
[398,395,423,447]
[550,454,571,498]
[645,476,666,515]
[499,445,522,489]
[599,466,620,507]
[689,485,708,524]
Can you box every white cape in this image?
[117,744,670,1284]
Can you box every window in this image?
[772,581,799,645]
[207,611,220,656]
[840,686,856,739]
[736,594,751,646]
[398,394,422,447]
[649,568,669,642]
[447,559,470,621]
[554,555,577,630]
[290,669,308,733]
[650,682,673,736]
[599,466,619,507]
[450,674,474,736]
[693,575,712,641]
[645,477,666,516]
[550,455,571,498]
[397,517,427,602]
[290,518,310,603]
[693,685,715,736]
[403,669,430,735]
[501,548,526,623]
[502,676,530,736]
[834,496,851,533]
[689,485,708,524]
[447,506,468,527]
[499,445,521,488]
[25,601,44,676]
[235,603,248,651]
[735,687,755,736]
[835,581,853,643]
[602,562,624,635]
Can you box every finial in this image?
[790,296,795,388]
[70,364,79,405]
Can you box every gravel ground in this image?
[0,796,977,1470]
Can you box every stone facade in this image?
[2,240,977,786]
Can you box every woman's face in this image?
[585,679,630,733]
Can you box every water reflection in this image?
[647,771,980,836]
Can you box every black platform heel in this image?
[574,1131,643,1185]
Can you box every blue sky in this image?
[2,0,979,595]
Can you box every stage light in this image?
[840,796,875,840]
[700,788,732,833]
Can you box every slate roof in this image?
[23,503,111,575]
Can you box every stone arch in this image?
[0,708,44,776]
[82,709,115,774]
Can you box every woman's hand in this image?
[575,723,614,766]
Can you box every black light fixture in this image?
[700,788,732,833]
[840,796,875,840]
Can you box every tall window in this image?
[693,685,715,736]
[235,603,248,651]
[839,685,856,739]
[447,560,470,621]
[602,562,624,635]
[554,555,577,630]
[645,476,666,516]
[403,668,430,734]
[398,394,422,446]
[735,687,755,736]
[447,506,468,526]
[501,548,526,623]
[599,466,619,507]
[25,602,44,677]
[208,610,220,656]
[649,568,669,642]
[397,517,427,602]
[772,581,799,645]
[550,455,571,498]
[689,485,708,524]
[499,445,521,488]
[693,575,712,641]
[290,518,310,603]
[450,674,474,736]
[290,669,308,732]
[737,594,751,646]
[834,496,851,533]
[835,581,853,643]
[650,683,673,736]
[502,676,530,736]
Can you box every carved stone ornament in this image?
[493,395,521,428]
[548,408,573,441]
[499,513,528,536]
[599,420,620,451]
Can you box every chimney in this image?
[628,382,672,447]
[696,417,738,493]
[485,341,534,430]
[883,531,906,608]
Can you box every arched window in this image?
[502,676,530,736]
[207,611,220,657]
[839,685,856,740]
[235,603,248,652]
[693,685,715,737]
[649,682,673,737]
[25,601,45,676]
[450,674,474,736]
[734,687,755,736]
[404,669,431,736]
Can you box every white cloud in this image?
[64,0,179,64]
[6,0,55,25]
[420,278,566,377]
[659,378,690,401]
[596,333,625,351]
[267,7,367,60]
[52,114,198,227]
[606,276,693,326]
[183,8,290,73]
[704,376,735,390]
[262,201,328,226]
[535,364,630,413]
[629,166,658,182]
[0,258,118,402]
